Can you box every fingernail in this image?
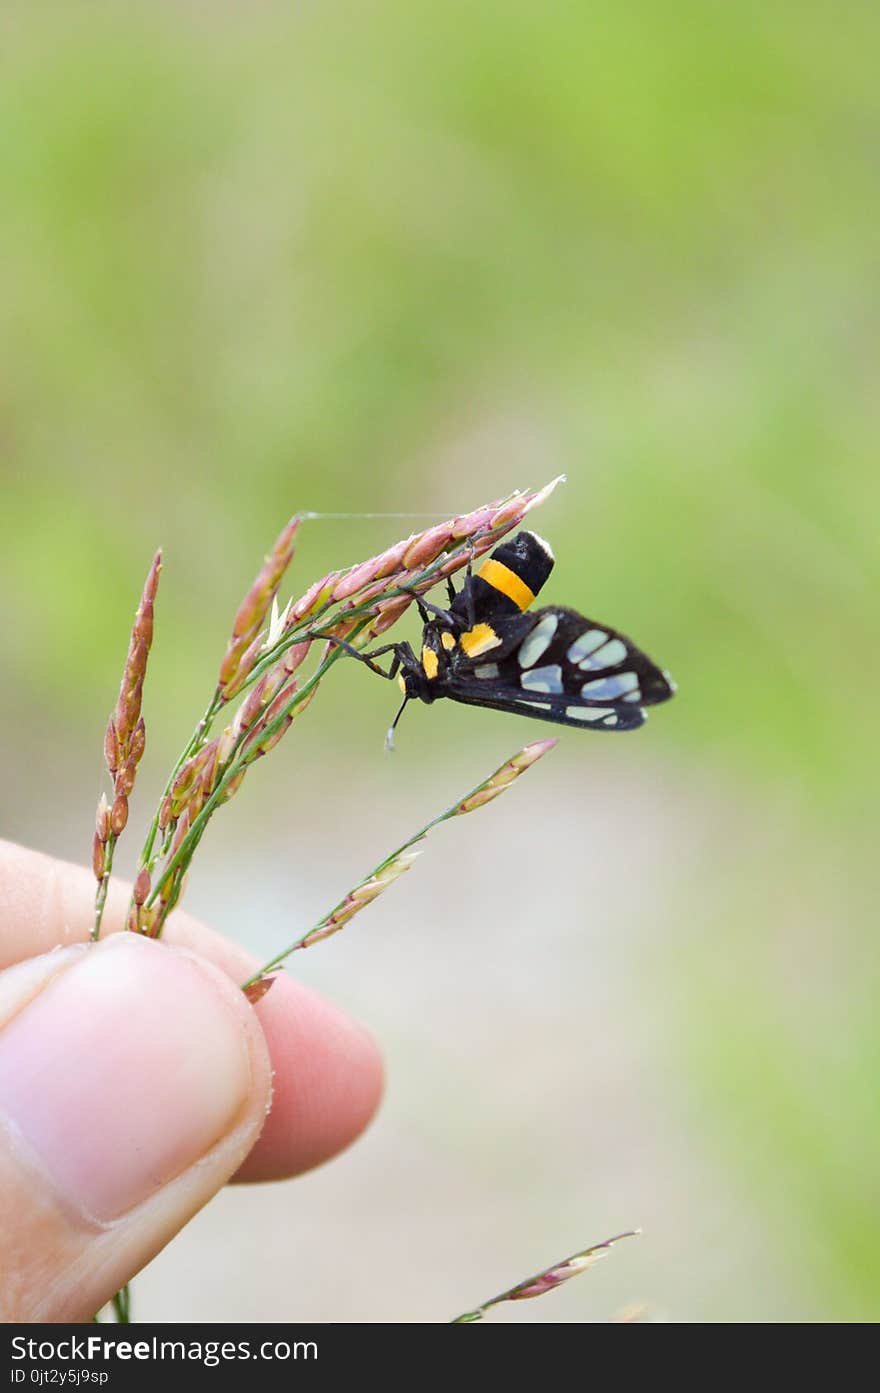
[0,935,252,1221]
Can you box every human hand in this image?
[0,840,383,1321]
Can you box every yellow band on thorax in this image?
[477,557,536,612]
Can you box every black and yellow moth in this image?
[333,531,675,741]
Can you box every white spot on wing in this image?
[520,664,563,693]
[517,613,559,668]
[566,705,618,725]
[567,629,607,662]
[578,637,627,670]
[581,672,639,700]
[474,663,500,679]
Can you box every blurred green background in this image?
[1,3,877,1321]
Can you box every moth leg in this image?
[445,577,457,606]
[314,632,402,680]
[398,587,456,627]
[462,544,477,629]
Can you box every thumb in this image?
[0,933,271,1321]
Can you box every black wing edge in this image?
[444,685,649,732]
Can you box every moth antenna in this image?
[384,696,409,753]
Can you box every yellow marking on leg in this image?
[460,623,502,657]
[476,558,536,612]
[441,631,456,651]
[421,646,439,680]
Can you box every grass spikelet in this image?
[451,1230,640,1323]
[241,976,278,1006]
[218,515,301,697]
[240,738,557,989]
[92,549,161,941]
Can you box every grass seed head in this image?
[95,793,111,842]
[450,502,498,538]
[288,571,341,624]
[220,633,265,701]
[115,676,144,746]
[242,976,277,1005]
[454,1227,637,1322]
[142,548,162,605]
[230,516,301,641]
[368,594,412,638]
[128,717,146,765]
[92,833,105,882]
[371,537,412,578]
[310,483,563,642]
[132,868,151,907]
[103,717,119,775]
[253,715,294,757]
[238,673,272,732]
[299,849,422,950]
[401,522,454,569]
[199,741,220,797]
[507,1230,638,1303]
[110,794,129,836]
[331,557,384,601]
[219,516,301,695]
[219,768,246,804]
[114,757,137,799]
[262,682,298,727]
[456,738,558,815]
[170,807,190,856]
[217,724,237,765]
[134,904,159,937]
[102,550,161,822]
[282,640,311,675]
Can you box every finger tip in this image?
[235,973,384,1182]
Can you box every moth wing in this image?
[446,606,674,732]
[444,682,647,731]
